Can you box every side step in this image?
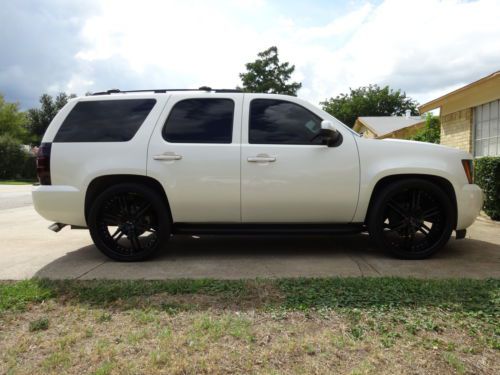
[172,223,365,235]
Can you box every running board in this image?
[455,229,466,239]
[172,223,365,235]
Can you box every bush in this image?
[408,113,440,143]
[474,157,500,220]
[21,154,37,180]
[0,134,36,180]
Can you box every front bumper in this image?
[456,184,483,230]
[32,185,87,227]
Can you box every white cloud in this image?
[296,3,373,40]
[291,0,500,104]
[2,0,500,109]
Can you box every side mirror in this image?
[318,120,343,147]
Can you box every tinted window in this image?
[249,99,323,145]
[54,99,156,142]
[163,99,234,143]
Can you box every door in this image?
[241,96,359,223]
[147,94,242,222]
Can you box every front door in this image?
[240,96,359,223]
[147,94,242,223]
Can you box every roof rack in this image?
[91,87,243,95]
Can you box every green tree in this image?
[0,94,28,142]
[0,134,32,179]
[321,85,419,128]
[26,93,76,145]
[239,46,302,95]
[408,113,440,143]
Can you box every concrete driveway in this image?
[1,185,499,280]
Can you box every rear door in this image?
[147,94,242,223]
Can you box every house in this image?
[352,111,425,139]
[419,71,500,157]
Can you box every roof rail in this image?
[91,87,243,95]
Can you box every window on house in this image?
[474,99,500,157]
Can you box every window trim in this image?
[248,98,324,145]
[161,98,235,144]
[473,99,500,157]
[53,98,157,143]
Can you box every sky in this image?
[1,0,500,110]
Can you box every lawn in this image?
[0,278,498,374]
[0,179,36,185]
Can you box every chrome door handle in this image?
[153,152,182,161]
[247,155,276,163]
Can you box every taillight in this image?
[36,142,52,185]
[462,159,473,184]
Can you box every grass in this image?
[2,277,497,313]
[0,179,36,185]
[0,280,52,312]
[29,317,49,332]
[0,277,498,374]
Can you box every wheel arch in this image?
[84,174,172,225]
[364,174,458,229]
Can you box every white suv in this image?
[32,88,483,261]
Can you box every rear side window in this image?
[163,99,234,143]
[54,99,156,142]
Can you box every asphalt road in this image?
[1,185,499,280]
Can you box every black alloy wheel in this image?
[368,179,454,259]
[88,183,170,261]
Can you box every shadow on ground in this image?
[33,233,500,280]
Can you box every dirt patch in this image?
[1,301,498,374]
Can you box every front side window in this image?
[163,99,234,143]
[249,99,323,145]
[54,99,156,142]
[474,99,499,157]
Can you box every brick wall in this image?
[361,127,376,138]
[440,109,473,153]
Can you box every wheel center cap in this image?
[121,222,135,235]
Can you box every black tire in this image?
[88,183,171,261]
[367,179,454,259]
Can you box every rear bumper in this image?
[32,185,87,227]
[456,184,483,230]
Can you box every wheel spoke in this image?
[416,222,431,236]
[384,220,407,232]
[129,233,142,252]
[133,202,152,221]
[118,195,129,216]
[408,226,416,246]
[387,200,408,219]
[392,221,408,232]
[422,207,440,220]
[111,227,123,239]
[104,213,122,225]
[411,190,421,210]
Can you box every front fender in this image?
[352,138,469,223]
